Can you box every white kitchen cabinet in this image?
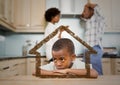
[0,0,5,20]
[92,0,120,32]
[13,0,46,33]
[0,0,14,24]
[26,58,36,75]
[46,0,60,10]
[0,58,26,78]
[102,58,112,75]
[16,59,27,75]
[60,0,87,14]
[26,58,48,75]
[2,0,13,24]
[73,0,87,14]
[46,0,87,14]
[0,0,15,31]
[91,0,111,32]
[111,0,120,32]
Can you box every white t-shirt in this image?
[40,58,92,71]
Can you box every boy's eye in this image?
[53,57,65,62]
[53,58,57,62]
[59,57,65,62]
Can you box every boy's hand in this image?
[53,69,69,74]
[32,71,36,76]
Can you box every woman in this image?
[44,8,61,61]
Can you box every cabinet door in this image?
[0,59,26,78]
[111,0,120,32]
[0,0,5,20]
[26,58,35,75]
[5,0,14,24]
[17,59,27,75]
[30,0,45,32]
[75,0,87,14]
[60,0,87,14]
[92,0,112,32]
[0,0,4,18]
[0,0,15,31]
[0,0,14,24]
[46,0,87,14]
[102,58,112,75]
[13,0,30,30]
[26,58,48,75]
[46,0,60,10]
[112,59,120,75]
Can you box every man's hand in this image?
[85,2,97,9]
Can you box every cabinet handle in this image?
[117,62,120,64]
[3,66,9,70]
[18,25,28,27]
[2,17,7,20]
[15,74,19,76]
[31,25,41,27]
[117,69,120,72]
[13,64,19,66]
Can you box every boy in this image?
[40,38,98,78]
[44,8,61,61]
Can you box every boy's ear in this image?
[71,54,76,61]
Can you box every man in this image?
[80,3,105,75]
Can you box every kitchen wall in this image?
[0,18,120,57]
[102,33,120,55]
[4,33,45,57]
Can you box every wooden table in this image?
[0,75,120,85]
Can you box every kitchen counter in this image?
[0,75,120,85]
[0,56,46,61]
[0,55,120,61]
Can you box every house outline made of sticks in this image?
[29,25,97,78]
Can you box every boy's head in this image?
[52,38,76,69]
[45,8,61,23]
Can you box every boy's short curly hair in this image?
[52,38,75,55]
[45,8,60,22]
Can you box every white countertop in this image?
[0,75,120,85]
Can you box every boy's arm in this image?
[54,69,98,78]
[40,69,66,75]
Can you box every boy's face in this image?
[52,48,75,69]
